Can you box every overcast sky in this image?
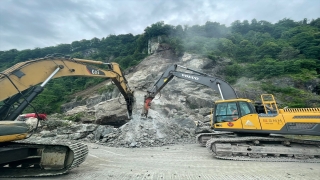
[0,0,319,51]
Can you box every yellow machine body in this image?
[212,95,320,136]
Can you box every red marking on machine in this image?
[227,122,234,127]
[15,113,47,121]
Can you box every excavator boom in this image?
[142,64,237,116]
[0,54,134,177]
[0,54,134,119]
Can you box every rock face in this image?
[127,49,226,119]
[61,86,118,112]
[94,99,130,126]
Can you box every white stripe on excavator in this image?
[102,149,126,156]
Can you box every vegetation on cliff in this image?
[1,18,319,113]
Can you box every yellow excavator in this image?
[143,64,320,162]
[0,54,135,177]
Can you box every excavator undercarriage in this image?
[0,139,88,177]
[205,134,320,163]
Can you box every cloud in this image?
[0,0,319,51]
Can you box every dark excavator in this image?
[143,64,320,162]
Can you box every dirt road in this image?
[14,143,320,180]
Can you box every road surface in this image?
[11,143,320,180]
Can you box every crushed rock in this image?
[30,108,212,148]
[100,112,197,148]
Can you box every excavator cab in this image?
[212,95,282,131]
[214,102,238,122]
[213,99,256,124]
[213,94,279,125]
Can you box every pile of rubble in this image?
[27,107,213,148]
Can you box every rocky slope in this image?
[27,49,217,147]
[27,44,319,148]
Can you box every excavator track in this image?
[196,132,234,146]
[206,136,320,163]
[0,139,88,178]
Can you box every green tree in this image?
[217,38,236,57]
[277,46,300,60]
[257,42,281,58]
[273,18,298,38]
[204,21,227,38]
[236,40,256,62]
[174,25,185,38]
[310,18,320,28]
[186,24,206,37]
[144,21,174,39]
[291,32,314,47]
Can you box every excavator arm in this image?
[142,64,237,117]
[0,54,134,120]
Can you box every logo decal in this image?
[227,122,234,127]
[245,120,254,126]
[86,66,105,75]
[181,74,199,80]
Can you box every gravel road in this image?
[11,142,320,180]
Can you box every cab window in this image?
[215,102,238,122]
[239,101,253,116]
